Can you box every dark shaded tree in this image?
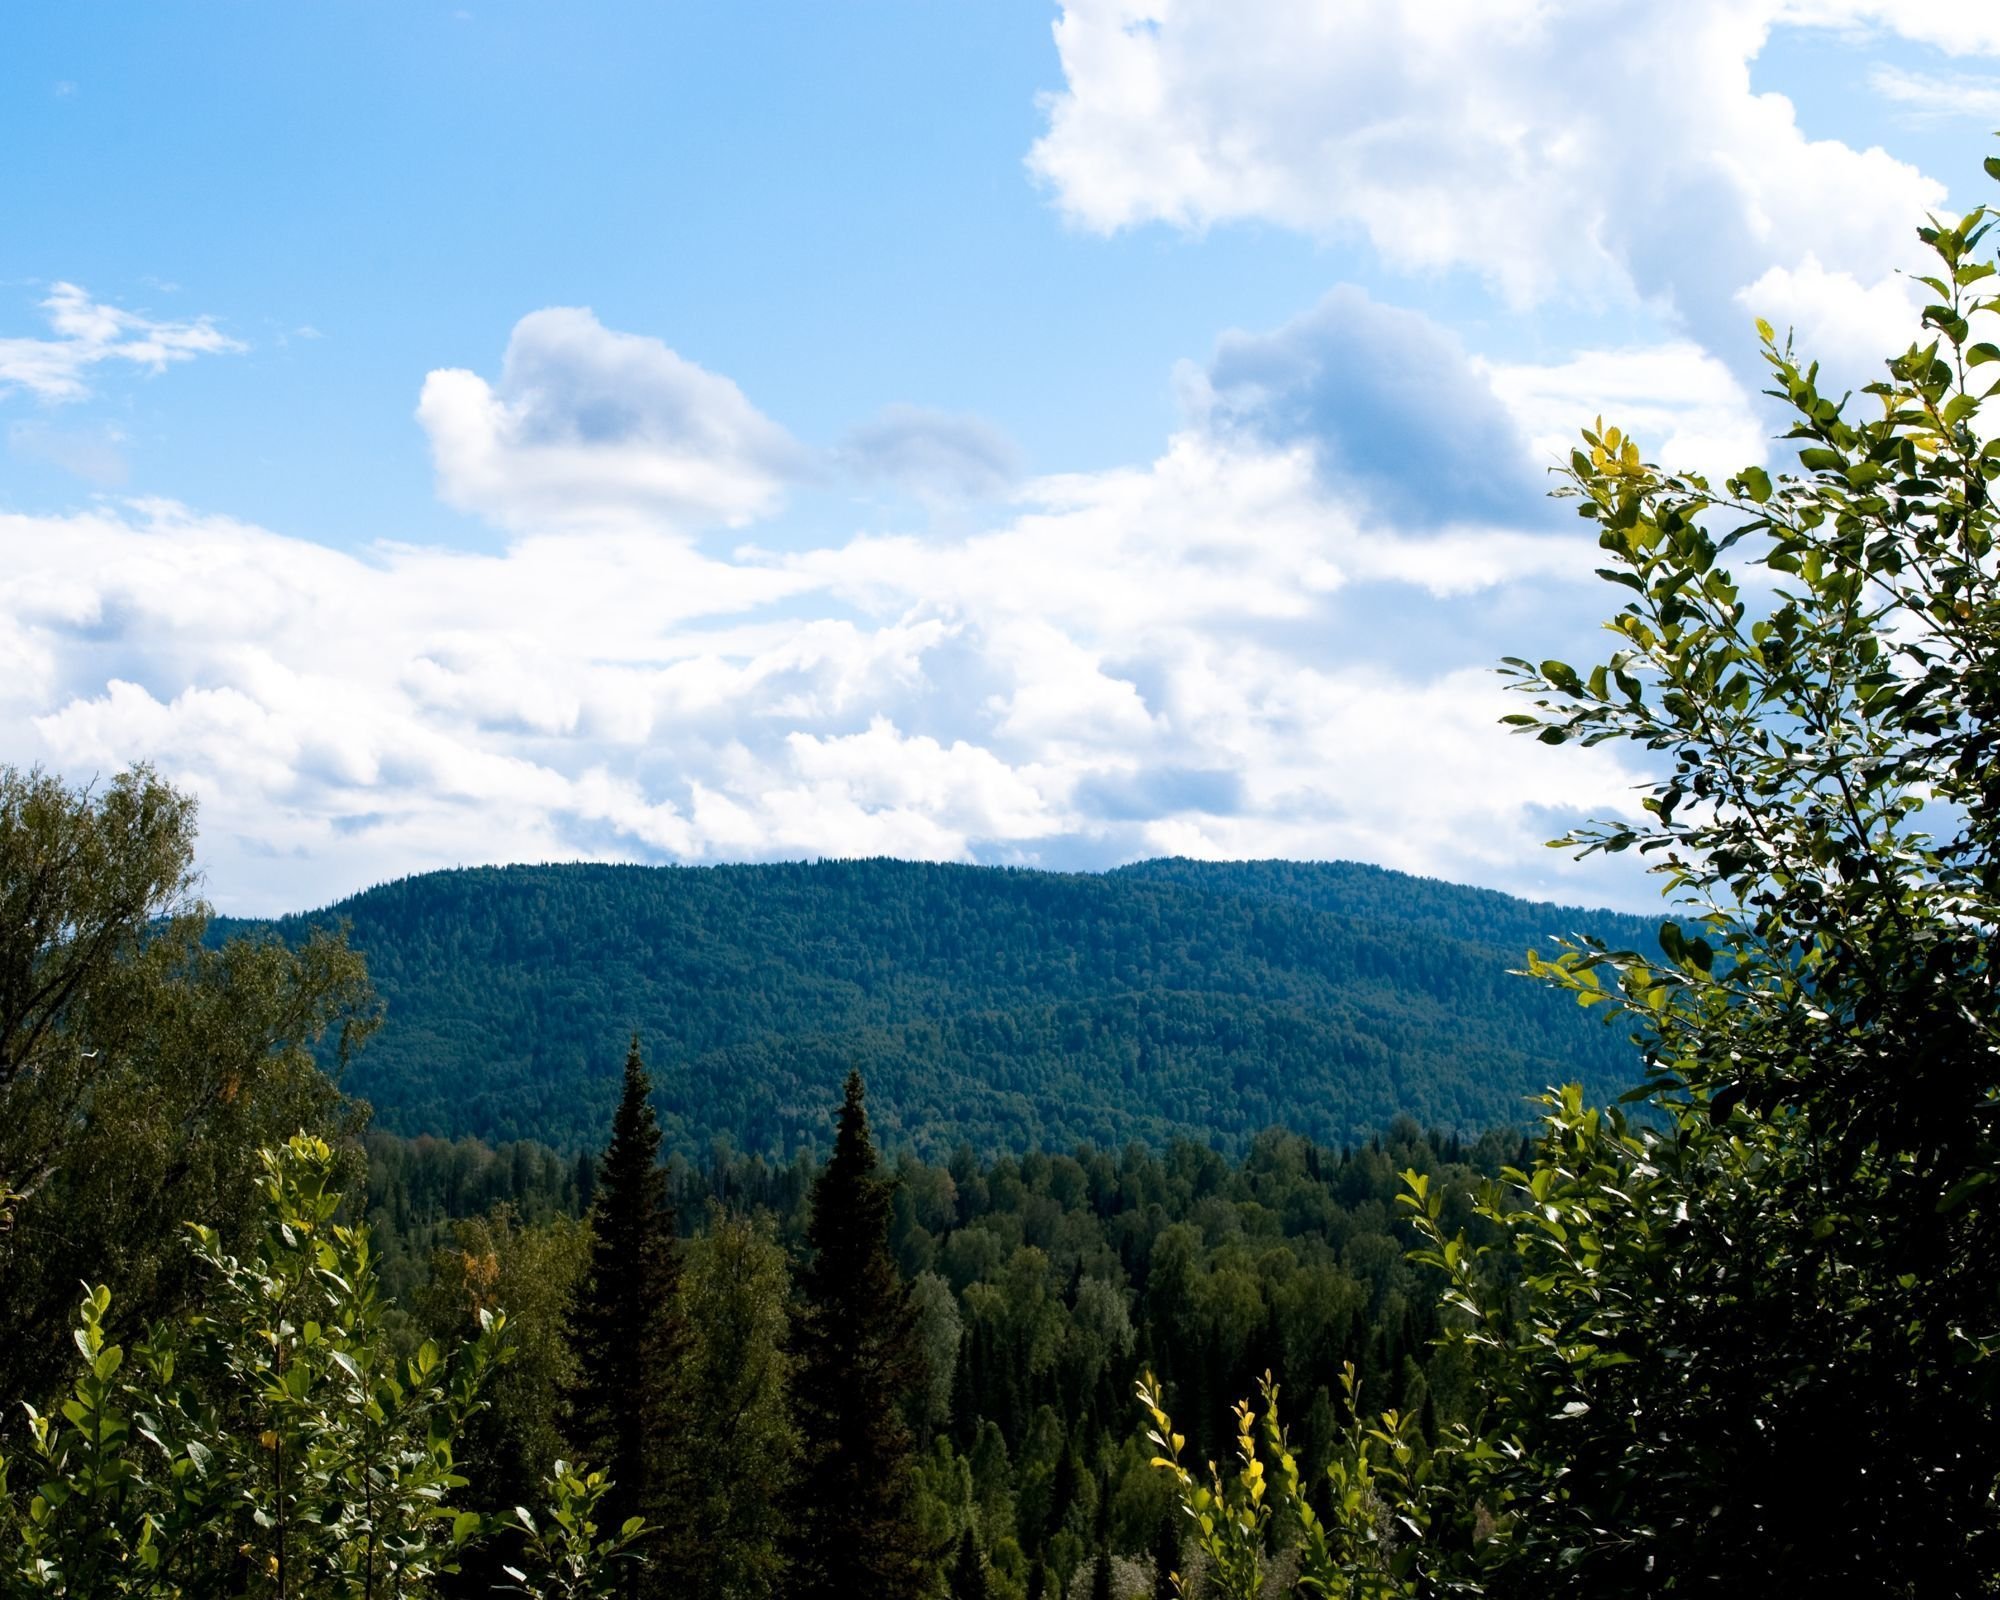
[784,1070,930,1600]
[948,1528,991,1600]
[1150,1512,1180,1600]
[1089,1543,1113,1600]
[567,1036,684,1585]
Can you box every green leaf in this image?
[1937,1171,1995,1214]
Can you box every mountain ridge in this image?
[215,856,1659,1155]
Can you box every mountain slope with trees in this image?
[215,857,1656,1153]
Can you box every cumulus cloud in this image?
[0,283,242,403]
[1193,286,1542,523]
[417,306,809,533]
[1734,254,1937,382]
[840,404,1024,502]
[1028,1,1950,359]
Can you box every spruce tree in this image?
[568,1036,684,1583]
[947,1528,991,1600]
[1089,1544,1114,1600]
[784,1070,929,1600]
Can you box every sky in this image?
[2,2,1997,915]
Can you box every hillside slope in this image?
[217,857,1658,1154]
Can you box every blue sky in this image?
[3,2,1997,913]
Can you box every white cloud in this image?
[1028,1,1946,357]
[0,283,242,403]
[0,264,1703,917]
[1777,2,2000,57]
[1869,64,2000,123]
[417,306,808,534]
[1188,285,1543,523]
[1734,253,1934,380]
[1480,341,1768,486]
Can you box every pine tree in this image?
[567,1035,684,1587]
[1046,1447,1078,1542]
[784,1070,930,1600]
[1026,1557,1048,1600]
[948,1528,991,1600]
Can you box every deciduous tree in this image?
[0,765,375,1406]
[1404,163,2000,1594]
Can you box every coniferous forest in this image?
[4,143,2000,1600]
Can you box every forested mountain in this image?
[216,857,1656,1153]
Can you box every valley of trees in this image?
[4,157,1998,1598]
[355,1087,1514,1598]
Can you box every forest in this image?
[209,856,1656,1153]
[356,1099,1518,1596]
[2,170,1998,1599]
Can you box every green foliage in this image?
[218,858,1652,1153]
[1088,1543,1113,1600]
[670,1207,799,1600]
[494,1462,646,1600]
[365,1129,587,1308]
[0,764,377,1405]
[0,1134,641,1598]
[0,762,200,1087]
[1389,171,2000,1592]
[1140,1355,1476,1600]
[419,1205,592,1596]
[1148,1513,1179,1600]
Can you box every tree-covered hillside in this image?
[217,858,1653,1154]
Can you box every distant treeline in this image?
[220,856,1657,1153]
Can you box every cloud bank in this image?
[2,296,1649,913]
[8,2,1975,915]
